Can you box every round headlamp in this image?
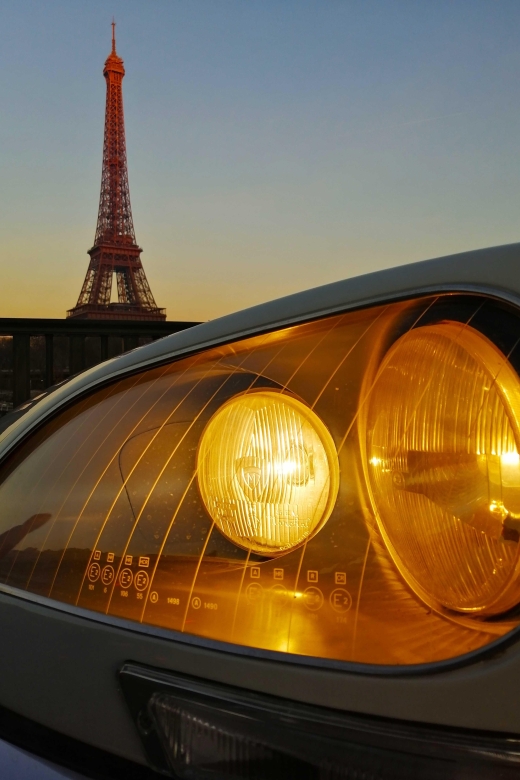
[366,321,520,616]
[197,391,339,556]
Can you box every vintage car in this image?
[1,243,520,778]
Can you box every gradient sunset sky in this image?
[1,1,520,321]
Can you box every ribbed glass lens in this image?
[197,391,339,555]
[366,322,520,615]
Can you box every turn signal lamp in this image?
[3,293,520,668]
[120,664,520,780]
[365,322,520,616]
[196,391,339,555]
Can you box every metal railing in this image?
[0,317,200,412]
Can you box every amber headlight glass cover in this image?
[197,391,339,556]
[2,294,520,668]
[365,321,520,616]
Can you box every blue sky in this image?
[0,1,519,320]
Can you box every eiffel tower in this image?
[68,22,165,321]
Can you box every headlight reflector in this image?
[366,321,520,615]
[197,391,339,556]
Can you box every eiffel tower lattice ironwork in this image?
[68,22,165,321]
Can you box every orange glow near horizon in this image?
[1,5,520,322]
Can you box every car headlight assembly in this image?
[2,293,520,664]
[4,246,520,778]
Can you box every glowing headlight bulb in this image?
[197,391,339,555]
[366,322,520,615]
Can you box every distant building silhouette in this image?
[68,22,165,321]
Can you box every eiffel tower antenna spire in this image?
[67,23,165,321]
